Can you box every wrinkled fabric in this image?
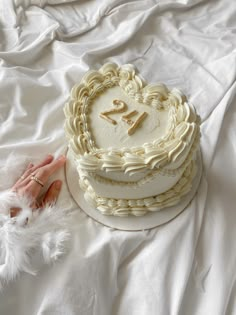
[0,0,236,314]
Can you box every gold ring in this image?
[30,175,44,187]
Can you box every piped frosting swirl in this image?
[64,62,200,176]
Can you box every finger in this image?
[33,155,66,184]
[14,162,34,185]
[13,154,54,189]
[10,207,22,218]
[41,180,62,207]
[44,155,66,177]
[25,162,34,173]
[19,163,34,181]
[25,177,45,200]
[30,154,54,174]
[25,156,66,200]
[18,154,54,192]
[16,154,54,187]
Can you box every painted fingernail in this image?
[54,180,62,190]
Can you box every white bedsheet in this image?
[0,0,236,314]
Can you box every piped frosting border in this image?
[79,159,197,216]
[64,63,200,175]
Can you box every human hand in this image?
[10,154,66,217]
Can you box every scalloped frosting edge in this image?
[78,159,197,217]
[84,130,200,188]
[64,62,201,175]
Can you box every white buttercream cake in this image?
[64,63,200,216]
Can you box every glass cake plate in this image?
[64,149,202,231]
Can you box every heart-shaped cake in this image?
[64,63,200,216]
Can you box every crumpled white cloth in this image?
[0,0,236,314]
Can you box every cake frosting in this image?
[64,63,200,216]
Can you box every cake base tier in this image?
[64,148,203,231]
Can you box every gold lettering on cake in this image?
[99,99,148,135]
[122,111,148,135]
[121,110,138,125]
[99,100,127,125]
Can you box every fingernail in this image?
[47,154,53,159]
[55,180,62,190]
[57,155,66,161]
